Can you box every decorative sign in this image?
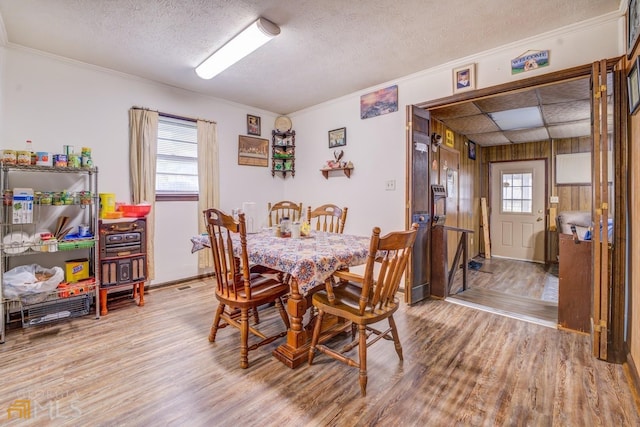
[445,129,454,147]
[511,50,549,74]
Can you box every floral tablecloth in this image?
[191,230,371,295]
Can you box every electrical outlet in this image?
[385,180,396,191]
[550,196,559,203]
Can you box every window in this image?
[156,115,198,200]
[501,172,532,213]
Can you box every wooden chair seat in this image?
[308,223,419,396]
[204,208,290,369]
[311,282,399,323]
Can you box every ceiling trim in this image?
[418,57,623,110]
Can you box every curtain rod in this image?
[130,106,217,125]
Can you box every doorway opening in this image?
[418,62,619,332]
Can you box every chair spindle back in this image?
[307,204,348,234]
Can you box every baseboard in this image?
[624,350,640,414]
[148,273,214,290]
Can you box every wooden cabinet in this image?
[558,233,591,333]
[272,130,295,177]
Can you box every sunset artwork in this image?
[360,85,398,119]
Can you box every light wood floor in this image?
[449,257,559,326]
[1,278,638,426]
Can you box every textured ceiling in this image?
[0,0,620,115]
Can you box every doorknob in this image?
[537,217,543,222]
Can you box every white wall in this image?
[0,48,283,284]
[0,13,623,285]
[285,14,623,239]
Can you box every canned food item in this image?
[2,150,16,164]
[81,156,93,168]
[52,192,63,205]
[53,154,68,167]
[3,189,13,206]
[68,154,81,168]
[80,191,92,205]
[17,151,31,165]
[35,152,53,166]
[40,192,52,205]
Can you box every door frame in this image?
[489,159,548,263]
[416,58,627,362]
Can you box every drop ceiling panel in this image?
[466,132,511,146]
[504,127,550,143]
[442,114,499,134]
[548,121,591,138]
[537,78,590,103]
[542,100,591,124]
[429,102,482,120]
[474,89,540,112]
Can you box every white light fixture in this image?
[489,106,544,131]
[195,17,280,80]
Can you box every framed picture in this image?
[452,64,476,93]
[360,85,398,119]
[247,114,261,136]
[468,141,477,160]
[628,58,640,115]
[629,0,640,57]
[328,127,347,148]
[238,135,268,167]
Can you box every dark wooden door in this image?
[405,105,431,304]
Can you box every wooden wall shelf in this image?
[321,167,353,179]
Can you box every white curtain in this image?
[197,119,219,268]
[129,108,158,280]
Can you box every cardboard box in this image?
[12,188,33,224]
[65,258,90,283]
[57,277,95,298]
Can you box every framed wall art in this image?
[247,114,261,136]
[468,141,477,160]
[629,0,640,57]
[238,135,268,167]
[360,85,398,119]
[453,64,475,93]
[628,57,640,115]
[328,127,347,148]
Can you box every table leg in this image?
[272,278,310,368]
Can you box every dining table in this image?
[191,228,372,368]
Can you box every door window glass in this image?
[501,172,533,213]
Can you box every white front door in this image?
[490,160,546,263]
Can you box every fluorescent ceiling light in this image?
[195,17,280,80]
[489,107,544,131]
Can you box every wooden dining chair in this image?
[308,223,419,396]
[307,204,348,234]
[204,208,290,369]
[267,200,303,227]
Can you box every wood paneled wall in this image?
[431,120,481,256]
[433,118,597,264]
